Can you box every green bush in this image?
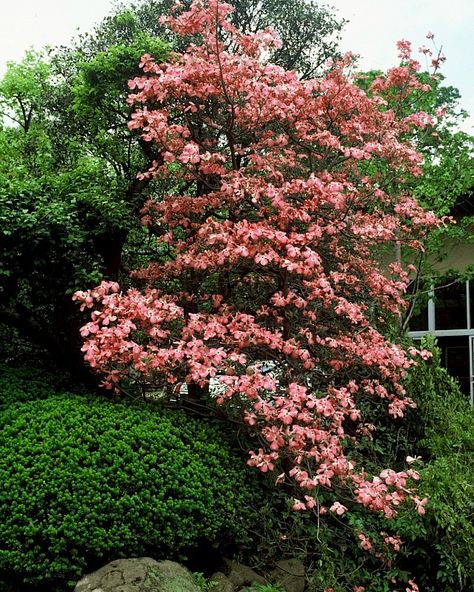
[338,339,474,591]
[0,364,75,408]
[0,325,52,369]
[0,394,263,590]
[393,341,474,592]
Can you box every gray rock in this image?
[208,571,234,592]
[209,571,234,592]
[269,558,305,592]
[223,559,267,587]
[74,558,201,592]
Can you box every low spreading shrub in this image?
[0,394,263,590]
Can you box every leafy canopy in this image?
[0,0,344,372]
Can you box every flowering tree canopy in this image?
[75,0,441,517]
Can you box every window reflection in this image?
[438,336,470,396]
[434,280,467,330]
[407,281,429,331]
[409,305,428,331]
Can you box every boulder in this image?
[74,558,201,592]
[223,558,267,587]
[208,571,235,592]
[269,558,305,592]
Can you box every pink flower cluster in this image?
[76,0,441,520]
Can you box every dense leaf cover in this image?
[0,393,262,590]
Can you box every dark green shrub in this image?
[0,364,76,408]
[342,338,474,592]
[0,394,263,590]
[0,325,51,368]
[393,341,474,592]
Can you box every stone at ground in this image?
[208,571,234,592]
[223,559,268,587]
[74,558,201,592]
[269,558,305,592]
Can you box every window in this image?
[434,280,467,330]
[407,278,474,404]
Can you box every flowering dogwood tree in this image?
[75,0,440,519]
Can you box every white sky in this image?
[331,0,474,131]
[0,0,473,130]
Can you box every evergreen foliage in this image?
[0,393,263,590]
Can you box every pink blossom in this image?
[75,0,442,533]
[330,502,348,515]
[358,533,373,551]
[412,496,428,515]
[406,579,420,592]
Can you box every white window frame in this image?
[408,279,474,406]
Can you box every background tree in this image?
[353,39,474,329]
[0,33,168,376]
[0,0,344,375]
[71,0,344,76]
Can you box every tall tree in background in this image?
[0,0,344,374]
[354,38,473,329]
[71,0,344,76]
[0,34,168,376]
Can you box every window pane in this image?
[406,282,429,331]
[435,280,467,330]
[438,336,470,396]
[409,305,428,331]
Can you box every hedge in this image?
[0,394,263,590]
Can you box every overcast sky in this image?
[1,0,473,130]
